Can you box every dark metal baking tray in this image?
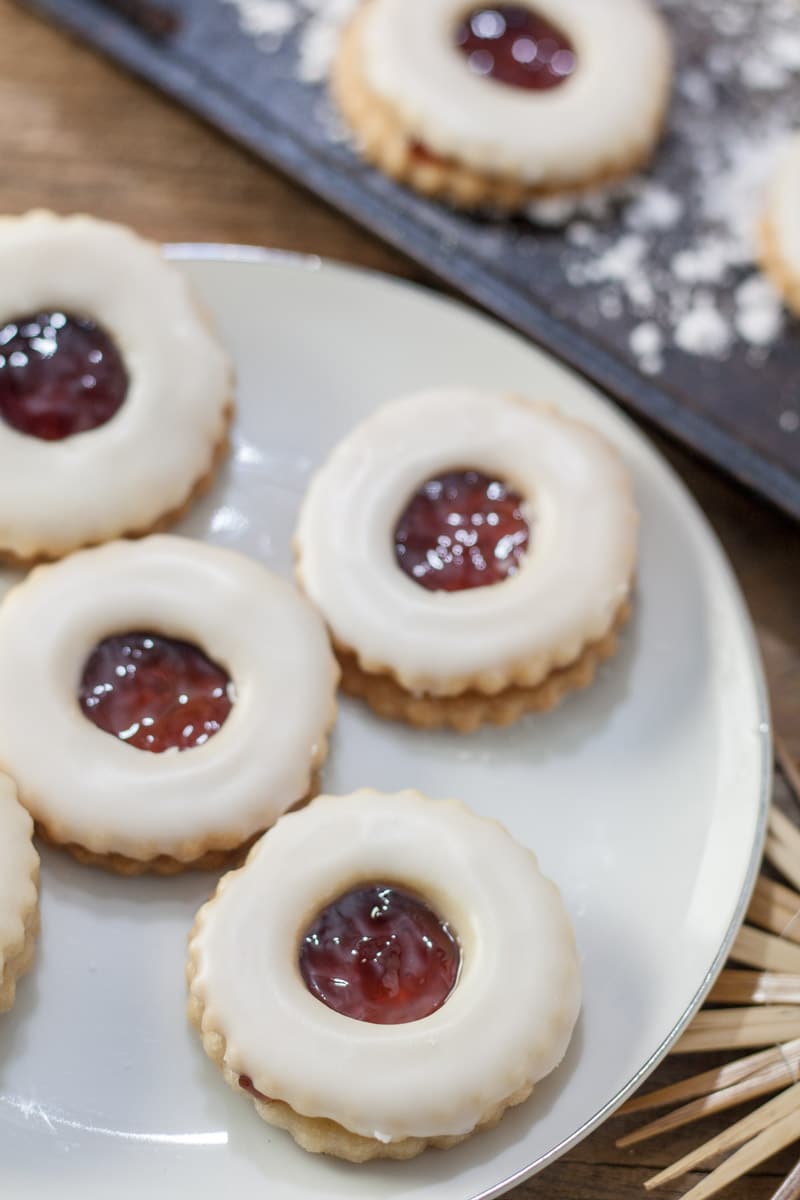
[19,0,800,518]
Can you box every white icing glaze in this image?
[767,133,800,279]
[361,0,672,185]
[0,536,338,860]
[0,772,38,978]
[190,789,581,1142]
[295,389,637,695]
[0,212,232,559]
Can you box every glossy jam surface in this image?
[394,469,530,592]
[299,884,460,1024]
[79,632,232,753]
[0,311,128,441]
[455,6,576,90]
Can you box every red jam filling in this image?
[79,632,232,753]
[0,311,127,441]
[394,469,530,592]
[239,1075,273,1104]
[299,884,460,1025]
[455,6,576,90]
[410,140,445,166]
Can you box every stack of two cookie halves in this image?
[295,387,637,733]
[0,210,234,564]
[333,0,673,209]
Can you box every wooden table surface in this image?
[2,3,800,1196]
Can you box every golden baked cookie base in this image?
[333,7,669,210]
[240,1074,529,1162]
[760,213,800,318]
[187,942,531,1162]
[0,891,39,1014]
[36,824,259,877]
[339,602,631,733]
[0,401,235,568]
[34,770,322,877]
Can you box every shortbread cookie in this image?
[0,773,39,1014]
[0,211,233,562]
[333,0,672,209]
[760,133,800,317]
[295,389,637,730]
[338,601,630,733]
[0,536,338,872]
[188,789,581,1161]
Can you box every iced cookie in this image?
[0,536,338,874]
[188,789,581,1161]
[0,773,39,1014]
[295,388,637,732]
[760,133,800,317]
[333,0,672,209]
[0,211,233,562]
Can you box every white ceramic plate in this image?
[0,249,770,1200]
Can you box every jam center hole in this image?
[79,632,233,754]
[394,468,530,592]
[455,5,576,90]
[0,311,128,441]
[299,883,460,1025]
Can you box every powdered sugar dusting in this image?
[734,276,785,346]
[626,184,684,232]
[223,0,357,82]
[222,0,800,388]
[629,321,664,375]
[675,294,733,358]
[223,0,296,40]
[550,0,800,375]
[297,0,358,83]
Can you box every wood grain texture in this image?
[1,2,799,1196]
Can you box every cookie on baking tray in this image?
[760,132,800,318]
[187,788,581,1162]
[295,388,637,732]
[0,772,39,1015]
[0,211,233,563]
[333,0,673,209]
[0,536,338,874]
